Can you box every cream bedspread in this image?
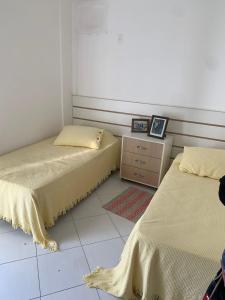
[85,154,225,300]
[0,131,120,251]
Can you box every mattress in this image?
[0,131,120,251]
[85,154,225,300]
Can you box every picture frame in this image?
[148,115,169,139]
[131,118,149,133]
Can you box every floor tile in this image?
[54,211,73,223]
[71,193,106,220]
[96,175,128,205]
[98,289,120,299]
[122,235,129,242]
[0,257,40,300]
[0,219,14,234]
[38,247,89,296]
[108,213,135,236]
[83,238,124,270]
[41,285,99,300]
[37,220,80,255]
[75,214,119,245]
[0,229,36,264]
[119,178,131,189]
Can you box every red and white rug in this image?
[103,186,154,223]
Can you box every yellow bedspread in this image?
[85,154,225,300]
[0,131,120,251]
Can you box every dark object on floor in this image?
[219,176,225,206]
[202,269,225,300]
[202,249,225,300]
[103,186,153,223]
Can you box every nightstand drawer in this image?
[123,137,163,158]
[122,152,161,172]
[121,165,159,187]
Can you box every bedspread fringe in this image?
[0,214,31,234]
[44,167,117,229]
[83,267,102,287]
[0,214,58,251]
[84,267,142,300]
[0,167,117,252]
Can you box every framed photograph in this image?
[148,115,169,139]
[131,118,149,133]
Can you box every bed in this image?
[85,154,225,300]
[0,130,120,251]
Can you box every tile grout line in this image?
[81,236,122,247]
[0,229,14,236]
[94,190,127,299]
[71,217,101,300]
[94,191,128,244]
[0,254,37,266]
[35,211,88,299]
[36,244,82,257]
[96,286,102,300]
[36,235,122,259]
[71,212,107,221]
[106,211,127,243]
[30,283,86,300]
[35,243,42,299]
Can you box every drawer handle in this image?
[136,145,147,151]
[135,159,146,165]
[133,172,145,178]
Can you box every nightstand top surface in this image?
[122,132,173,144]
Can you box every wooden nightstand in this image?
[120,133,173,188]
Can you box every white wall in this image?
[73,0,225,112]
[0,0,72,155]
[60,0,73,125]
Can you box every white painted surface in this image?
[60,0,73,125]
[73,0,225,112]
[0,0,72,155]
[72,0,79,95]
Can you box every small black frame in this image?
[148,115,169,139]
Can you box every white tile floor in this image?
[0,172,155,300]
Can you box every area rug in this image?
[103,186,154,223]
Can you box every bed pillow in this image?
[54,125,104,149]
[179,146,225,179]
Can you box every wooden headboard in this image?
[73,95,225,160]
